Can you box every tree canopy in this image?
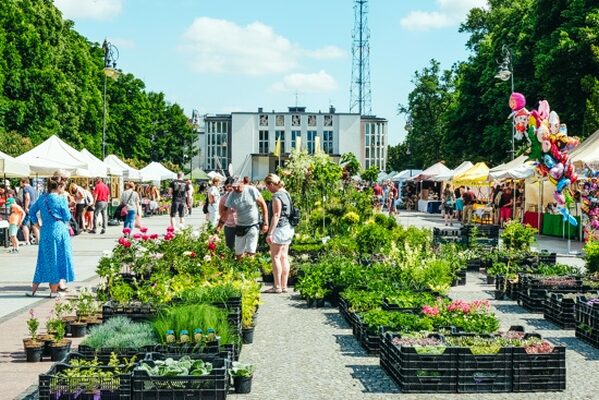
[389,0,599,172]
[0,0,196,170]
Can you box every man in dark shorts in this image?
[169,172,189,228]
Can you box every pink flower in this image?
[123,227,131,235]
[133,233,142,240]
[422,305,439,317]
[164,232,175,241]
[122,240,132,248]
[140,227,148,233]
[29,309,35,318]
[142,234,150,241]
[166,226,175,233]
[150,233,159,240]
[118,237,126,245]
[448,300,471,314]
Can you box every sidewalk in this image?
[0,209,206,399]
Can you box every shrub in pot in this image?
[23,309,43,362]
[230,362,256,394]
[50,320,71,362]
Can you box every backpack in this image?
[285,192,301,227]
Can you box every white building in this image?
[199,106,387,180]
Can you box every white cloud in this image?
[400,0,487,31]
[54,0,123,21]
[270,70,338,93]
[181,17,344,75]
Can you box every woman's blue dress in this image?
[29,193,75,284]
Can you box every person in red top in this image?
[372,182,383,210]
[91,177,110,234]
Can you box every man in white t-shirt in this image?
[217,179,268,259]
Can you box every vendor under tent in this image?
[139,162,177,182]
[0,150,30,178]
[452,162,490,187]
[411,162,450,213]
[16,135,90,177]
[433,161,473,182]
[104,154,143,181]
[411,162,450,182]
[185,168,210,180]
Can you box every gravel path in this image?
[233,274,599,400]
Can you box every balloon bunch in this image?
[581,179,599,241]
[509,92,580,226]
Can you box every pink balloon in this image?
[542,139,551,153]
[538,100,550,120]
[509,92,526,111]
[553,191,565,205]
[550,163,564,180]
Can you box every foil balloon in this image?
[513,108,529,140]
[549,111,561,134]
[509,92,526,111]
[538,100,550,120]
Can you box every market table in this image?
[418,199,442,214]
[523,211,542,230]
[541,213,580,239]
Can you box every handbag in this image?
[120,192,134,217]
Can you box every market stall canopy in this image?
[80,149,122,177]
[453,162,490,186]
[410,162,450,182]
[0,150,31,177]
[378,171,397,182]
[489,155,534,180]
[16,135,91,177]
[390,169,422,181]
[185,168,210,180]
[207,171,225,180]
[139,162,177,181]
[433,161,473,182]
[570,128,599,165]
[104,154,142,181]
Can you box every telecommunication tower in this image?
[349,0,372,115]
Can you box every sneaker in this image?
[100,229,106,234]
[90,230,97,234]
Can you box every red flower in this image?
[140,227,148,233]
[190,252,197,257]
[150,233,159,240]
[122,239,132,248]
[208,242,216,251]
[164,232,175,241]
[133,233,142,240]
[118,237,126,245]
[123,227,131,235]
[142,234,150,241]
[166,226,175,233]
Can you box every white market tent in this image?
[207,171,225,180]
[16,135,91,176]
[139,162,177,182]
[80,149,122,177]
[489,155,534,180]
[391,169,422,181]
[104,154,142,181]
[410,162,451,182]
[433,161,473,182]
[571,128,599,165]
[0,150,31,177]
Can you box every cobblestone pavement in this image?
[234,273,599,400]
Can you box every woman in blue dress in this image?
[26,177,75,297]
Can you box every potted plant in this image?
[229,362,256,394]
[69,288,96,337]
[23,309,43,362]
[50,320,71,361]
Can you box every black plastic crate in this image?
[512,346,566,392]
[575,297,599,330]
[575,324,599,348]
[131,354,229,400]
[78,344,149,359]
[359,332,381,355]
[452,269,467,286]
[544,293,577,329]
[382,299,419,313]
[518,291,546,313]
[102,301,158,322]
[456,347,512,393]
[39,353,132,400]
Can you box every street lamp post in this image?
[102,39,119,159]
[495,45,515,161]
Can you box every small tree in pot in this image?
[230,362,256,393]
[23,309,43,362]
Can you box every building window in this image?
[292,115,300,126]
[323,130,333,154]
[275,130,285,154]
[307,130,317,154]
[259,130,269,153]
[324,115,332,127]
[276,115,284,126]
[308,115,316,126]
[291,130,301,150]
[259,115,268,126]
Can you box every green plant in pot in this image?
[23,309,43,362]
[68,288,96,337]
[584,240,599,274]
[230,362,256,394]
[50,320,71,362]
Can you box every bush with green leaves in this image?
[82,316,157,350]
[501,220,537,252]
[584,240,599,274]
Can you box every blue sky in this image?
[54,0,487,145]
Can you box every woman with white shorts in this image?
[264,173,294,294]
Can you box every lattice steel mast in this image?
[349,0,372,115]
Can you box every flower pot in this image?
[24,343,43,362]
[37,334,55,358]
[50,340,71,362]
[495,290,507,300]
[69,322,87,338]
[233,376,253,394]
[242,327,255,344]
[487,275,496,285]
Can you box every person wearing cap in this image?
[217,178,268,259]
[6,197,25,253]
[264,173,294,293]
